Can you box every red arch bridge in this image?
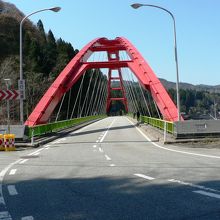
[25,37,180,128]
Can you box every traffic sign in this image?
[18,80,25,100]
[0,90,20,101]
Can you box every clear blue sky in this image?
[5,0,220,85]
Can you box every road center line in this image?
[99,119,115,143]
[193,190,220,199]
[99,147,104,153]
[105,155,111,161]
[7,185,18,196]
[21,216,34,220]
[134,173,155,180]
[126,117,220,159]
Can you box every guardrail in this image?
[28,115,106,138]
[141,116,174,134]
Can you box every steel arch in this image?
[25,37,180,126]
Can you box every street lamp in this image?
[131,3,181,121]
[19,7,61,124]
[4,78,11,133]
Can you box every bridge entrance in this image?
[25,37,179,126]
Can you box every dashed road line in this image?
[99,119,115,143]
[9,169,17,175]
[0,159,22,209]
[99,147,104,153]
[93,145,97,148]
[105,154,111,161]
[0,211,12,219]
[21,216,34,220]
[110,164,116,167]
[134,173,155,180]
[7,185,18,196]
[193,190,220,199]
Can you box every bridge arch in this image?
[25,37,179,126]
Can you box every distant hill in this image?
[160,78,220,93]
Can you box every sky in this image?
[4,0,220,86]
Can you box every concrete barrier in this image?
[174,120,220,138]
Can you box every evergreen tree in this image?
[37,19,46,43]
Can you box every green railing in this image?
[141,116,174,134]
[28,115,106,138]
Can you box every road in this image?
[0,116,220,220]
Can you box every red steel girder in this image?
[25,37,181,126]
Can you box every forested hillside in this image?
[0,1,79,122]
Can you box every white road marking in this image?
[193,190,220,199]
[32,152,40,156]
[110,164,116,167]
[99,119,115,143]
[28,148,44,156]
[96,140,99,143]
[44,144,50,148]
[93,145,97,148]
[72,118,105,134]
[9,169,17,175]
[44,147,50,150]
[134,173,155,180]
[21,216,34,220]
[19,159,29,164]
[126,117,220,159]
[0,159,22,220]
[99,147,104,153]
[7,185,18,196]
[0,211,12,219]
[105,154,111,161]
[52,139,61,144]
[168,179,220,193]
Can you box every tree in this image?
[37,19,46,43]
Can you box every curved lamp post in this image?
[19,7,61,124]
[131,3,181,121]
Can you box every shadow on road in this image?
[3,176,220,220]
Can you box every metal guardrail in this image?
[141,116,174,134]
[28,115,106,138]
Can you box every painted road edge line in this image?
[126,117,220,159]
[193,190,220,199]
[134,173,155,180]
[168,179,220,193]
[19,159,29,164]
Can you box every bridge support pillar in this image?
[106,51,128,114]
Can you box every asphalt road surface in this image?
[0,116,220,220]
